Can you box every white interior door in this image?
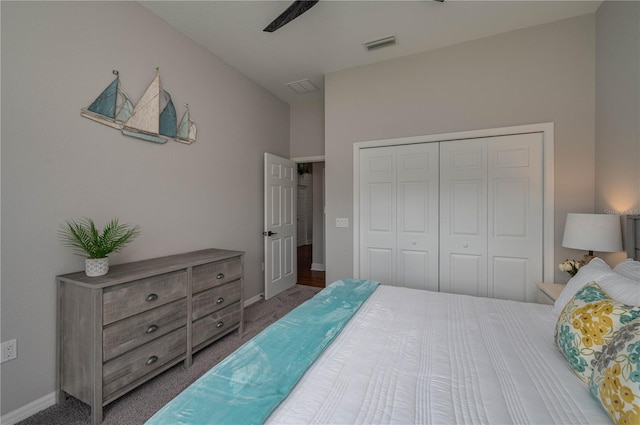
[264,153,296,300]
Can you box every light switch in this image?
[336,218,349,228]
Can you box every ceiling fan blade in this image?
[263,0,320,33]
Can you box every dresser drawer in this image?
[103,270,187,325]
[103,298,187,361]
[192,304,241,348]
[102,327,186,400]
[192,281,242,321]
[192,257,242,293]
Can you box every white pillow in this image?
[597,271,640,306]
[613,258,640,282]
[552,257,612,315]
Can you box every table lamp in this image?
[562,213,623,264]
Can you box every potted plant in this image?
[59,217,140,277]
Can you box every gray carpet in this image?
[18,284,321,425]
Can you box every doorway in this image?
[295,160,326,288]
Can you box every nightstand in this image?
[535,282,566,305]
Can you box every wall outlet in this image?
[1,339,17,363]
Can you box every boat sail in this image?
[122,68,176,144]
[174,104,197,144]
[80,70,134,130]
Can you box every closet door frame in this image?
[353,122,555,284]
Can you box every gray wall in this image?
[324,15,596,284]
[595,1,640,265]
[312,162,325,268]
[1,1,289,415]
[290,99,325,158]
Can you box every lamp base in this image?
[580,251,595,266]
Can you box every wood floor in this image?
[297,244,325,288]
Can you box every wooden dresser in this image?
[56,248,244,424]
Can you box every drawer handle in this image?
[145,293,158,302]
[145,325,159,334]
[216,273,225,280]
[146,356,158,366]
[216,297,225,304]
[216,321,224,328]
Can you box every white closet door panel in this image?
[360,147,396,284]
[368,183,394,232]
[366,248,394,285]
[492,256,528,301]
[398,250,429,289]
[448,253,483,296]
[440,141,487,296]
[488,133,543,302]
[396,143,439,290]
[450,181,483,237]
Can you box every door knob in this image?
[262,231,278,236]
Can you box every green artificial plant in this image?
[58,217,140,259]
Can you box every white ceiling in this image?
[140,1,602,105]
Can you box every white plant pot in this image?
[86,257,109,277]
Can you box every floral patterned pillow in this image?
[555,282,640,384]
[589,318,640,425]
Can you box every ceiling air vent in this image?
[285,79,319,94]
[364,35,397,51]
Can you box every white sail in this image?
[175,106,197,144]
[188,121,197,142]
[124,72,160,134]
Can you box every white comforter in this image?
[266,285,611,424]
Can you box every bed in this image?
[147,216,640,425]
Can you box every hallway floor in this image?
[297,244,325,288]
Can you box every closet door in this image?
[359,143,439,289]
[396,144,439,291]
[359,146,396,285]
[440,134,543,302]
[488,133,543,302]
[439,141,488,297]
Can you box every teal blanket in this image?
[146,279,379,425]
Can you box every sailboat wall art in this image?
[80,70,134,130]
[175,104,196,145]
[81,68,197,145]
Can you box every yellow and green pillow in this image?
[555,282,640,383]
[589,318,640,425]
[555,281,640,424]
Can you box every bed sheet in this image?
[266,285,611,424]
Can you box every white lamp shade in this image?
[562,213,623,253]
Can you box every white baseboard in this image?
[311,263,325,271]
[1,391,56,425]
[244,293,264,307]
